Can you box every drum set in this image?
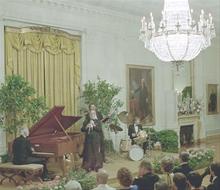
[120,131,148,161]
[118,111,152,161]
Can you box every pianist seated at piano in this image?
[12,127,51,181]
[81,107,104,172]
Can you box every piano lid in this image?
[29,106,82,137]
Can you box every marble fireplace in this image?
[177,114,202,147]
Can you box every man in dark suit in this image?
[173,152,193,178]
[133,160,159,190]
[128,117,143,145]
[12,127,50,181]
[207,162,220,190]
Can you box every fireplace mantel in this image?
[178,114,200,122]
[177,114,201,146]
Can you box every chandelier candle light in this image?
[139,0,215,69]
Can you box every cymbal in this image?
[109,124,123,132]
[140,115,152,125]
[117,111,134,124]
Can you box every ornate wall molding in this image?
[26,0,139,24]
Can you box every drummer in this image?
[128,116,143,145]
[128,117,147,153]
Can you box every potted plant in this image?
[0,75,48,138]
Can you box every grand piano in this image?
[28,106,85,174]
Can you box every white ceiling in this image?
[62,0,220,37]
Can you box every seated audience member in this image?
[154,182,170,190]
[173,152,193,178]
[117,167,138,190]
[64,180,82,190]
[207,162,220,190]
[161,158,174,187]
[12,127,50,181]
[173,173,190,190]
[133,160,159,190]
[93,169,115,190]
[188,171,206,190]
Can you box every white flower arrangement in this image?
[188,148,214,170]
[178,97,203,115]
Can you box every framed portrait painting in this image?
[127,65,155,125]
[207,84,219,115]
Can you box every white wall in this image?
[194,40,220,136]
[0,0,219,152]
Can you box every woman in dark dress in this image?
[81,108,104,172]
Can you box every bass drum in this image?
[129,145,144,161]
[120,139,131,152]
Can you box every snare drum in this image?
[120,139,131,152]
[129,145,144,161]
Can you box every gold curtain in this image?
[5,27,81,116]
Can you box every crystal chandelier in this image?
[139,0,215,67]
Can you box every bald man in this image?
[12,127,50,181]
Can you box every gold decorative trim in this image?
[126,64,155,126]
[5,26,81,41]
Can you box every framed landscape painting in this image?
[207,84,219,115]
[127,65,155,126]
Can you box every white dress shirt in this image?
[134,124,139,134]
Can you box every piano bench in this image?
[0,162,43,186]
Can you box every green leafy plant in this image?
[182,86,192,100]
[142,128,178,153]
[67,169,96,190]
[0,154,9,163]
[40,169,96,190]
[153,148,214,174]
[188,148,214,170]
[0,75,48,137]
[157,130,178,153]
[82,76,123,134]
[82,77,123,117]
[142,128,159,147]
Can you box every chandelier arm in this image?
[165,34,177,62]
[180,33,190,61]
[188,42,203,60]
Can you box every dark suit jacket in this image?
[173,163,193,178]
[207,177,220,190]
[128,124,143,143]
[133,173,159,190]
[12,135,33,164]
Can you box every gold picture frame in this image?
[127,65,155,126]
[207,84,219,115]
